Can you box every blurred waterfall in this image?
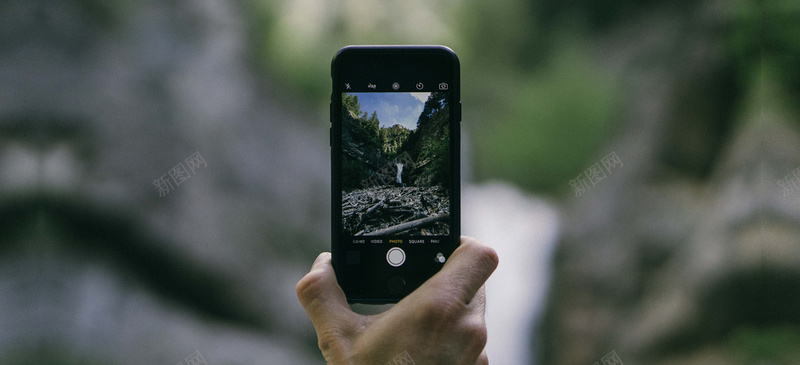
[396,162,404,184]
[463,183,560,365]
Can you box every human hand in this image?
[296,236,499,365]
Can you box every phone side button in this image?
[329,127,332,147]
[387,276,405,295]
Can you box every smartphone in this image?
[330,46,461,303]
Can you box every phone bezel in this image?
[330,45,461,303]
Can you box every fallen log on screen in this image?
[363,214,450,236]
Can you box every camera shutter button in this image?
[386,247,406,267]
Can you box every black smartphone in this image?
[330,46,461,303]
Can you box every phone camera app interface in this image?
[341,90,452,239]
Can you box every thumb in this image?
[296,252,355,336]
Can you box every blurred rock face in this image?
[537,3,800,365]
[0,1,328,363]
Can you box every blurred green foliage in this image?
[72,0,125,27]
[727,326,800,363]
[728,0,800,118]
[471,44,621,192]
[242,0,623,193]
[241,0,791,193]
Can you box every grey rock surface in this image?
[538,3,800,364]
[0,0,327,363]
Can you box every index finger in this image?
[296,252,358,333]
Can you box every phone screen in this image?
[331,46,460,302]
[340,91,452,236]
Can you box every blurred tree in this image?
[727,0,800,122]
